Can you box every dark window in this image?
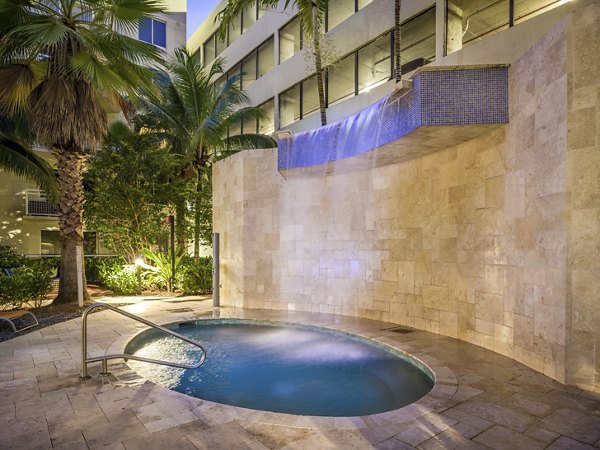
[138,18,152,43]
[139,18,166,48]
[153,20,166,48]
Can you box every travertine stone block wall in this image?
[213,3,600,391]
[565,3,600,391]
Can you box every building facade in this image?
[0,7,186,256]
[189,0,582,134]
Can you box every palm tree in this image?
[0,0,165,304]
[140,47,276,257]
[0,109,58,196]
[217,0,328,126]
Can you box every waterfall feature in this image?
[277,66,509,173]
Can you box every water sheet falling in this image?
[277,67,509,172]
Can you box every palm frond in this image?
[0,139,58,196]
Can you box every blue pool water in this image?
[125,320,434,417]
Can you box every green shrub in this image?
[97,262,142,295]
[176,256,212,295]
[0,245,26,268]
[85,256,121,284]
[0,259,53,309]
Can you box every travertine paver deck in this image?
[1,298,599,450]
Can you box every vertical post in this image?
[76,245,83,307]
[136,264,142,295]
[169,214,175,292]
[213,232,220,307]
[80,307,90,379]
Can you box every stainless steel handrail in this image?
[80,303,206,379]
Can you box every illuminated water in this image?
[125,320,434,417]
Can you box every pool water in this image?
[125,320,434,417]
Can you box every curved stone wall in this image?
[213,3,600,392]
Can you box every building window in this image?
[41,231,97,255]
[279,16,301,64]
[258,98,275,134]
[279,84,300,127]
[398,7,436,72]
[215,76,226,92]
[216,34,227,57]
[203,34,216,67]
[138,18,166,48]
[193,49,202,65]
[242,1,259,33]
[257,38,274,77]
[229,120,242,137]
[357,33,391,94]
[239,37,274,88]
[301,75,320,117]
[228,62,242,82]
[446,0,563,54]
[228,11,242,45]
[242,51,257,88]
[447,0,508,53]
[327,52,355,104]
[327,0,355,31]
[514,0,565,23]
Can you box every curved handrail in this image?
[80,303,206,379]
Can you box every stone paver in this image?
[0,298,599,449]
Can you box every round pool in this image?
[125,320,434,417]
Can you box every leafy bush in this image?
[85,256,121,284]
[0,259,53,309]
[0,245,26,268]
[97,262,142,295]
[176,256,212,295]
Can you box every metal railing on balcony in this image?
[25,189,59,217]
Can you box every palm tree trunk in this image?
[394,0,402,82]
[193,174,202,259]
[312,2,327,126]
[53,146,89,304]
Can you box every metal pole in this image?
[169,214,175,292]
[80,307,90,379]
[213,232,220,307]
[76,245,83,307]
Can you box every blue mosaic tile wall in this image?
[278,66,508,171]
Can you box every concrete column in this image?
[446,1,464,55]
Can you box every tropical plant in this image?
[141,247,185,292]
[0,109,58,197]
[85,122,187,263]
[217,0,329,125]
[0,0,166,304]
[139,47,276,256]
